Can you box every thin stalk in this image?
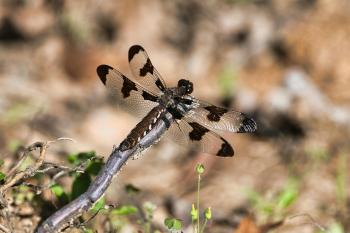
[199,219,207,233]
[145,221,151,233]
[196,174,201,233]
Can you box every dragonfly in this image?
[96,45,257,157]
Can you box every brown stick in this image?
[1,142,47,192]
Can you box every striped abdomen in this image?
[119,105,167,151]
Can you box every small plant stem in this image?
[199,219,208,233]
[145,221,151,233]
[196,173,201,233]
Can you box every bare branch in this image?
[288,213,330,233]
[0,223,11,233]
[55,137,77,143]
[6,142,43,179]
[36,112,174,233]
[0,139,78,232]
[1,142,47,191]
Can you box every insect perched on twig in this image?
[97,45,257,157]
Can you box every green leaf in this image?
[90,197,105,213]
[196,164,205,174]
[277,180,298,210]
[50,184,69,205]
[51,184,65,197]
[191,204,198,221]
[204,207,212,220]
[329,222,344,233]
[67,154,78,164]
[164,217,182,230]
[0,172,6,182]
[68,151,96,165]
[83,228,94,233]
[277,189,298,210]
[86,158,104,176]
[0,160,4,167]
[111,205,138,216]
[78,151,96,160]
[124,183,141,195]
[71,173,91,200]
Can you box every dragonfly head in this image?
[177,79,193,95]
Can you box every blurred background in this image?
[0,0,349,232]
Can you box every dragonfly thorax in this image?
[159,89,178,109]
[159,82,194,111]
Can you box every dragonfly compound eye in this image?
[178,79,193,94]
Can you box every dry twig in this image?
[0,223,10,233]
[0,138,78,232]
[289,213,330,233]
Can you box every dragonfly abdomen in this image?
[119,105,167,151]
